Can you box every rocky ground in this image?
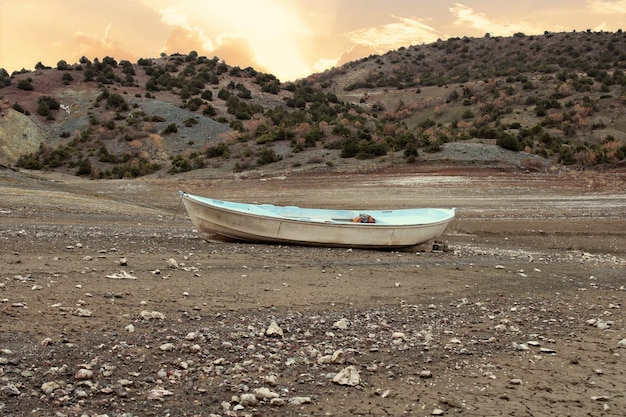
[1,164,625,417]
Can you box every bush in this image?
[11,102,27,114]
[205,143,230,158]
[106,93,128,110]
[36,96,60,117]
[161,123,178,135]
[496,134,522,151]
[62,72,73,84]
[256,147,282,166]
[183,117,198,127]
[0,68,11,87]
[76,159,92,176]
[57,60,70,70]
[17,78,34,91]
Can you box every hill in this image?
[1,31,626,179]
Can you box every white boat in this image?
[180,192,455,249]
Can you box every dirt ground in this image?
[1,165,625,417]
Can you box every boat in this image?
[179,192,455,249]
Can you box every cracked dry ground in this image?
[1,168,625,416]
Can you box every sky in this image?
[1,0,626,81]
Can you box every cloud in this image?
[321,44,381,72]
[151,1,314,80]
[73,23,135,62]
[212,34,269,73]
[587,0,626,13]
[159,6,214,52]
[346,15,442,52]
[157,8,267,74]
[449,3,551,36]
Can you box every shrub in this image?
[17,78,34,91]
[183,117,198,127]
[11,103,27,114]
[0,68,11,87]
[76,159,92,176]
[203,105,217,117]
[496,133,521,151]
[256,147,282,166]
[36,96,60,117]
[62,72,73,84]
[161,123,178,135]
[205,143,230,158]
[106,93,128,110]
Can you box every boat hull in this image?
[180,193,455,249]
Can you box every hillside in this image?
[1,31,626,179]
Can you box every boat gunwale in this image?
[181,192,456,228]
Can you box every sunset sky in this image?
[2,0,626,81]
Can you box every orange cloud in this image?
[73,23,136,63]
[588,0,626,14]
[346,16,442,51]
[212,35,269,73]
[160,25,268,74]
[449,3,566,36]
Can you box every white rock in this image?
[159,343,175,351]
[333,365,361,386]
[240,393,258,406]
[331,349,345,364]
[270,397,286,406]
[265,374,278,386]
[419,370,433,378]
[41,381,61,395]
[146,388,173,401]
[74,368,93,380]
[141,310,165,320]
[512,342,529,351]
[317,354,332,364]
[254,387,279,400]
[266,320,283,337]
[289,396,312,405]
[591,395,610,401]
[125,324,135,333]
[106,270,137,280]
[333,318,350,329]
[432,408,445,415]
[74,308,92,317]
[167,258,179,269]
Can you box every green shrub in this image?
[17,78,33,91]
[256,147,282,166]
[161,123,178,135]
[0,68,11,87]
[205,143,230,158]
[11,102,27,114]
